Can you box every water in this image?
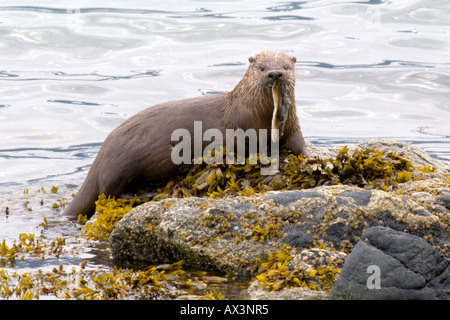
[0,0,449,299]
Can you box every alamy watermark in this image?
[366,265,381,289]
[171,121,280,175]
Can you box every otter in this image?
[63,51,308,218]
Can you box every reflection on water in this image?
[0,0,449,299]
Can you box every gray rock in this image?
[329,226,450,300]
[106,139,449,299]
[340,190,373,207]
[436,194,450,211]
[247,283,328,300]
[110,186,448,278]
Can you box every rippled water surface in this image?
[0,0,449,299]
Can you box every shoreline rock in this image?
[107,139,450,299]
[110,185,449,276]
[329,226,449,300]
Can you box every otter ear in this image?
[248,56,255,63]
[291,56,297,63]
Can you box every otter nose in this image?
[268,71,283,80]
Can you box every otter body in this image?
[64,51,308,218]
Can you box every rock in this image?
[106,139,450,298]
[329,226,450,300]
[247,282,328,300]
[110,185,448,277]
[437,194,450,211]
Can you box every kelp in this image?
[1,229,225,300]
[283,146,414,191]
[0,258,215,300]
[79,194,150,241]
[255,244,342,292]
[68,146,415,297]
[1,233,67,268]
[152,146,414,201]
[80,146,415,242]
[0,146,433,300]
[1,229,227,300]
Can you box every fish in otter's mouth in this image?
[271,81,291,143]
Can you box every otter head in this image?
[248,51,297,89]
[248,51,297,142]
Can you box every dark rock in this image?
[363,227,448,281]
[265,190,322,206]
[436,194,450,211]
[282,225,314,247]
[340,190,372,206]
[329,226,449,300]
[324,222,353,247]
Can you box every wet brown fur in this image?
[63,51,308,218]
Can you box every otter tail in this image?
[63,173,99,219]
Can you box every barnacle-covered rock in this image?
[105,139,449,299]
[110,186,449,277]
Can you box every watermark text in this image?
[171,121,280,175]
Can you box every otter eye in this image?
[259,66,265,72]
[283,66,290,71]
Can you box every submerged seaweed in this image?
[0,256,208,300]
